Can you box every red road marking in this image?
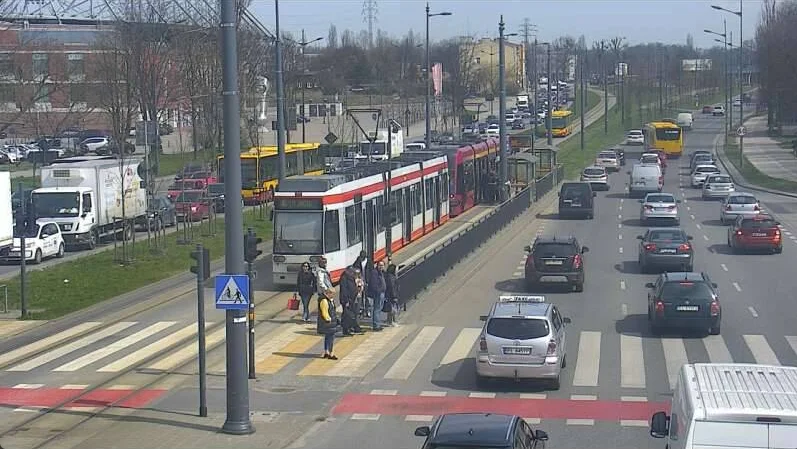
[332,394,669,422]
[0,388,167,409]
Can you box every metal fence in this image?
[397,165,563,304]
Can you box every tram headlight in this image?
[273,255,286,263]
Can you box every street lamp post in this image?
[425,3,452,150]
[546,43,553,146]
[712,1,744,166]
[705,22,729,137]
[298,30,324,143]
[498,19,518,202]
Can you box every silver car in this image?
[702,174,735,200]
[595,151,620,172]
[691,154,715,170]
[580,166,609,191]
[690,165,721,188]
[639,192,681,225]
[477,295,570,390]
[720,192,761,225]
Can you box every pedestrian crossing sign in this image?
[215,274,250,310]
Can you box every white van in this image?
[677,112,694,131]
[650,363,797,449]
[628,163,662,197]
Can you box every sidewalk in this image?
[735,114,797,183]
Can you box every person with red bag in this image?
[296,262,316,322]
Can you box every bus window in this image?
[241,158,258,188]
[217,158,225,183]
[260,157,277,181]
[286,152,299,176]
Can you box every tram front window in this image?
[273,211,323,254]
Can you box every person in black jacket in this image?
[296,262,316,322]
[384,263,399,326]
[338,267,362,336]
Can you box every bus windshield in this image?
[273,211,323,254]
[551,117,569,129]
[241,158,258,189]
[655,128,681,141]
[359,142,387,156]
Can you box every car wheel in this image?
[33,249,42,265]
[573,281,584,292]
[56,243,65,258]
[709,323,721,335]
[550,374,561,391]
[774,246,783,254]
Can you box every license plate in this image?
[9,251,20,256]
[659,249,677,254]
[676,305,699,312]
[655,207,668,211]
[571,203,581,207]
[752,233,767,237]
[545,260,564,265]
[503,347,532,355]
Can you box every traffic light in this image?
[190,246,210,281]
[244,232,263,263]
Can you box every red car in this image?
[174,190,213,222]
[186,171,218,188]
[702,105,713,114]
[727,214,782,254]
[167,179,207,200]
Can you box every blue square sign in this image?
[215,274,250,310]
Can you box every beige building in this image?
[467,38,527,95]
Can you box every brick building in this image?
[0,21,116,137]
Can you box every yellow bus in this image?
[643,122,684,157]
[537,110,574,138]
[218,142,324,204]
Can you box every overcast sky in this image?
[251,0,762,49]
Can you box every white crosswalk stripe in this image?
[4,322,797,394]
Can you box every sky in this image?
[250,0,763,50]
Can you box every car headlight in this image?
[26,241,35,248]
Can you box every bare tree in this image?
[328,24,338,49]
[756,0,797,130]
[435,35,480,131]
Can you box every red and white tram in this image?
[271,152,449,286]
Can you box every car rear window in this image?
[646,194,674,203]
[708,175,731,183]
[561,184,589,198]
[696,167,718,173]
[661,282,714,300]
[648,230,686,242]
[584,168,605,176]
[641,156,659,163]
[728,195,757,204]
[741,218,777,229]
[486,318,550,340]
[598,152,616,159]
[534,243,577,257]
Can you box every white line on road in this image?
[691,214,696,220]
[620,280,626,290]
[721,263,728,271]
[686,206,691,211]
[785,231,792,236]
[620,198,624,203]
[696,224,702,230]
[748,307,759,318]
[351,414,381,421]
[513,271,523,277]
[469,392,496,398]
[566,419,595,426]
[621,303,628,317]
[662,338,689,389]
[619,247,624,254]
[703,235,710,241]
[618,214,622,220]
[405,415,434,422]
[621,335,646,389]
[572,331,601,387]
[618,223,622,229]
[370,389,398,395]
[618,234,623,240]
[733,282,742,292]
[703,335,733,363]
[743,335,781,366]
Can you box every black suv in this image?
[524,236,589,292]
[558,182,596,219]
[414,413,548,449]
[646,272,721,335]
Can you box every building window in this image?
[0,54,14,78]
[32,53,49,77]
[69,85,86,104]
[67,54,85,79]
[35,84,50,103]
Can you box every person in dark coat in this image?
[296,262,316,322]
[367,260,387,331]
[384,264,399,326]
[352,250,372,317]
[338,267,362,336]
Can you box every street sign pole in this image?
[192,244,208,418]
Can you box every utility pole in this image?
[275,0,287,182]
[498,16,508,202]
[424,3,452,150]
[219,0,253,436]
[601,41,608,134]
[532,38,537,151]
[301,29,307,143]
[580,46,585,151]
[546,44,553,146]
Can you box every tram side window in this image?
[286,152,299,176]
[425,179,433,210]
[442,173,449,199]
[324,210,341,252]
[456,164,465,194]
[392,189,403,225]
[463,160,476,192]
[375,196,384,230]
[413,186,422,215]
[345,205,362,246]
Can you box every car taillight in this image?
[479,336,487,352]
[678,243,691,252]
[572,254,582,269]
[546,340,557,356]
[655,300,665,315]
[668,205,676,210]
[726,204,733,211]
[710,300,720,317]
[735,229,743,236]
[644,243,657,252]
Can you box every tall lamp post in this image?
[705,23,729,137]
[711,1,743,166]
[498,18,518,202]
[425,3,452,150]
[297,30,324,143]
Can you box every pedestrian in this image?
[296,262,316,322]
[315,256,335,303]
[338,267,360,336]
[317,292,338,360]
[367,260,387,331]
[352,250,371,316]
[354,268,366,320]
[384,263,399,327]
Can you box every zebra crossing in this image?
[3,320,797,392]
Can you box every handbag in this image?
[287,293,300,311]
[382,299,393,313]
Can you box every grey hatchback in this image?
[637,228,694,273]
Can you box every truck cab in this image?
[31,187,95,249]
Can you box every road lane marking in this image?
[621,303,628,317]
[721,263,728,271]
[370,390,398,395]
[570,394,597,400]
[97,322,211,373]
[621,396,648,402]
[691,214,697,220]
[620,280,626,290]
[513,271,523,277]
[619,247,624,254]
[8,322,137,372]
[743,335,780,366]
[785,231,792,236]
[420,391,447,397]
[519,393,547,399]
[696,224,702,230]
[469,392,496,398]
[732,282,742,292]
[618,223,622,229]
[351,413,380,420]
[662,338,689,389]
[60,384,89,390]
[748,307,758,318]
[439,328,482,367]
[703,235,709,241]
[54,321,178,372]
[618,214,622,220]
[703,336,733,363]
[326,325,410,377]
[683,198,688,203]
[107,385,136,390]
[523,418,542,424]
[686,206,691,211]
[384,326,444,380]
[405,415,434,422]
[620,335,646,388]
[618,234,623,240]
[13,384,44,389]
[147,326,226,372]
[621,420,650,427]
[0,322,103,367]
[572,331,601,387]
[566,419,595,426]
[300,332,370,376]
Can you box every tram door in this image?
[433,176,441,226]
[404,187,413,243]
[364,199,376,260]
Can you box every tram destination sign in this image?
[274,197,323,210]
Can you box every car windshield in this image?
[32,192,80,217]
[647,230,686,242]
[707,175,732,183]
[207,184,225,195]
[583,168,604,176]
[174,191,204,203]
[741,218,777,229]
[534,242,577,257]
[661,282,714,300]
[728,195,757,205]
[14,224,40,239]
[273,211,323,254]
[646,195,675,203]
[694,156,713,162]
[486,318,549,340]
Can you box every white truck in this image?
[516,94,530,109]
[31,158,147,250]
[0,172,14,258]
[358,120,405,160]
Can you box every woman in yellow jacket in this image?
[317,294,339,360]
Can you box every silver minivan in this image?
[628,164,663,198]
[477,295,570,390]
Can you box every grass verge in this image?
[723,142,797,193]
[6,209,273,320]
